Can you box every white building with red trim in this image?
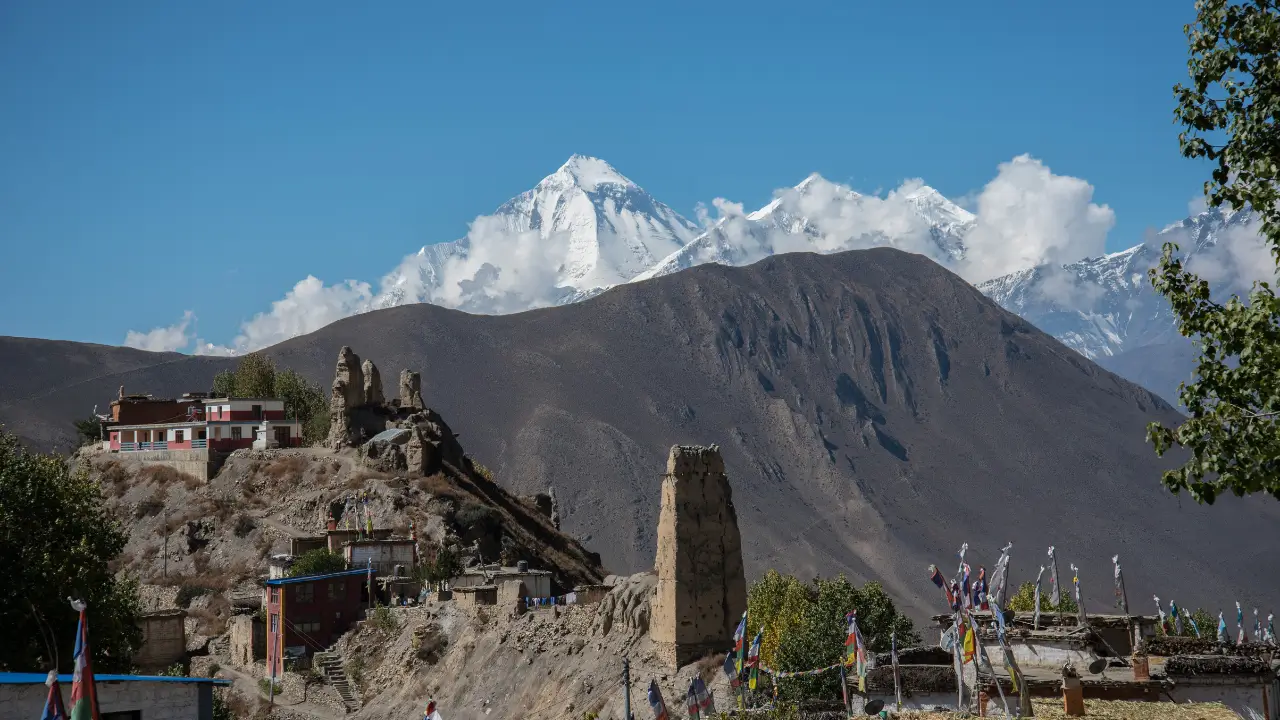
[108,396,302,453]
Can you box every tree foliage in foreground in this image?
[746,572,919,701]
[0,428,141,671]
[287,549,347,577]
[1148,0,1280,501]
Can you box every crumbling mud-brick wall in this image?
[649,444,747,668]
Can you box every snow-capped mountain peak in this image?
[546,154,636,192]
[374,155,698,313]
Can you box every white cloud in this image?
[377,215,579,315]
[143,154,1125,349]
[1187,216,1275,292]
[229,276,373,353]
[957,154,1115,283]
[123,311,195,353]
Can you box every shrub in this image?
[288,549,346,577]
[1006,581,1079,614]
[369,605,399,634]
[346,657,364,686]
[258,678,282,696]
[176,584,213,609]
[232,513,257,538]
[473,462,495,482]
[454,502,494,530]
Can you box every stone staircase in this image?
[314,650,361,713]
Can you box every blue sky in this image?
[0,0,1209,348]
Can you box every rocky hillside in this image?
[7,248,1280,618]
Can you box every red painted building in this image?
[107,396,301,453]
[264,568,372,678]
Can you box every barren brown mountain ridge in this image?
[3,248,1277,618]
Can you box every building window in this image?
[295,621,321,634]
[214,427,222,439]
[271,587,280,603]
[197,429,206,440]
[270,613,279,633]
[174,430,184,443]
[102,711,142,720]
[295,584,314,603]
[252,404,263,420]
[328,581,344,601]
[231,427,242,440]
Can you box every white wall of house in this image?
[1168,677,1278,720]
[0,679,212,720]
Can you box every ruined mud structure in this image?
[325,346,465,475]
[650,444,747,668]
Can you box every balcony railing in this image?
[192,439,207,449]
[118,441,168,452]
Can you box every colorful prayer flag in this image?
[1217,611,1229,643]
[1264,613,1275,646]
[423,699,442,720]
[1112,555,1128,614]
[1171,600,1183,635]
[648,680,669,720]
[1182,608,1201,638]
[838,659,850,715]
[1155,596,1170,635]
[1236,602,1246,645]
[693,677,714,716]
[722,653,741,689]
[42,671,67,720]
[961,621,976,664]
[685,678,700,720]
[69,600,100,720]
[1047,546,1061,606]
[1253,608,1261,643]
[746,631,762,690]
[1034,565,1045,629]
[989,542,1013,607]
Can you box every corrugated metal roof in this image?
[265,568,371,586]
[0,672,231,686]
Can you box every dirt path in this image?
[220,664,347,720]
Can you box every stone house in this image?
[134,609,188,672]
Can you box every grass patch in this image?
[263,454,308,481]
[137,464,199,489]
[258,678,282,696]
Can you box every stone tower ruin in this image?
[649,444,747,668]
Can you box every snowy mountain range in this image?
[365,154,1263,402]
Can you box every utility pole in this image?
[622,656,632,720]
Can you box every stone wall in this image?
[649,444,747,668]
[123,452,218,481]
[0,679,212,720]
[229,614,266,667]
[135,610,188,671]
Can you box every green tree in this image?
[211,370,235,398]
[287,549,347,577]
[0,428,141,672]
[273,369,330,445]
[232,353,276,399]
[73,417,101,446]
[211,356,330,446]
[415,545,463,589]
[1147,0,1280,501]
[1005,581,1080,614]
[746,573,919,701]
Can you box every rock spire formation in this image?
[649,444,747,668]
